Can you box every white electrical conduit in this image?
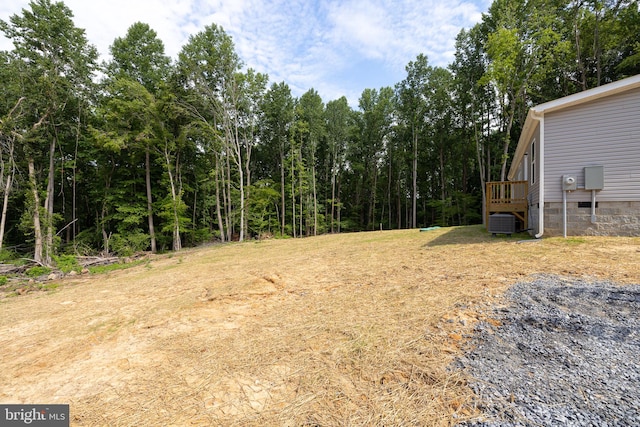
[591,190,597,223]
[563,189,568,238]
[534,112,545,239]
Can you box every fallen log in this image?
[76,256,120,267]
[0,264,29,275]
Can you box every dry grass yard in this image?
[1,226,639,426]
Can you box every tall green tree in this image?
[93,78,157,254]
[236,68,268,239]
[106,22,172,253]
[481,0,571,180]
[156,87,190,251]
[0,0,97,265]
[107,22,171,93]
[323,97,352,233]
[0,54,24,251]
[396,54,433,228]
[258,82,295,235]
[451,26,493,224]
[348,87,394,230]
[176,24,246,241]
[295,89,325,235]
[424,67,456,225]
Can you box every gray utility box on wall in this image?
[584,165,604,190]
[488,213,516,236]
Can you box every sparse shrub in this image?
[88,259,144,274]
[26,266,52,278]
[0,249,19,263]
[39,282,60,291]
[0,276,7,286]
[53,254,81,274]
[109,232,150,256]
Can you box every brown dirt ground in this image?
[1,226,639,426]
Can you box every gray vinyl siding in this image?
[543,87,640,202]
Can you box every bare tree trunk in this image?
[101,212,110,255]
[165,146,182,251]
[237,151,245,242]
[145,147,156,253]
[28,158,44,265]
[0,137,15,252]
[440,146,446,225]
[594,3,602,86]
[100,162,114,255]
[369,165,378,230]
[0,99,24,251]
[473,103,487,227]
[298,149,303,237]
[214,155,225,242]
[312,165,317,236]
[232,125,245,242]
[245,138,252,239]
[412,128,418,229]
[337,176,342,233]
[500,83,528,182]
[225,150,232,241]
[42,137,56,266]
[499,126,511,182]
[192,184,197,230]
[397,173,402,229]
[387,159,392,229]
[291,152,296,238]
[280,146,286,236]
[574,0,587,90]
[486,106,491,184]
[0,168,13,251]
[330,171,336,233]
[73,119,79,245]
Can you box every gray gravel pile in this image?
[455,275,640,426]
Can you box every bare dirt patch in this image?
[1,227,639,425]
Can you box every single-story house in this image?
[497,73,640,237]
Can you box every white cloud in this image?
[327,2,394,61]
[0,0,491,106]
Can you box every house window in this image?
[530,140,536,184]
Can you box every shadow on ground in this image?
[423,225,534,247]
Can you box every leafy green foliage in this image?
[0,249,19,263]
[26,266,52,278]
[0,0,638,256]
[109,233,150,257]
[107,22,171,93]
[53,254,81,274]
[247,180,280,236]
[88,260,145,275]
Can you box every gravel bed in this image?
[455,275,640,426]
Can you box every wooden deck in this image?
[486,181,528,230]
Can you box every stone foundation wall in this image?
[540,201,640,236]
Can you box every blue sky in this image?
[0,0,492,106]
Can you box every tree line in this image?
[1,0,638,265]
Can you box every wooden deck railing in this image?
[486,181,528,227]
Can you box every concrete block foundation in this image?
[533,201,640,237]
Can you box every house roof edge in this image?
[507,74,640,180]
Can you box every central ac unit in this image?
[488,214,516,236]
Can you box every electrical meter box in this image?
[562,175,577,191]
[584,165,604,190]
